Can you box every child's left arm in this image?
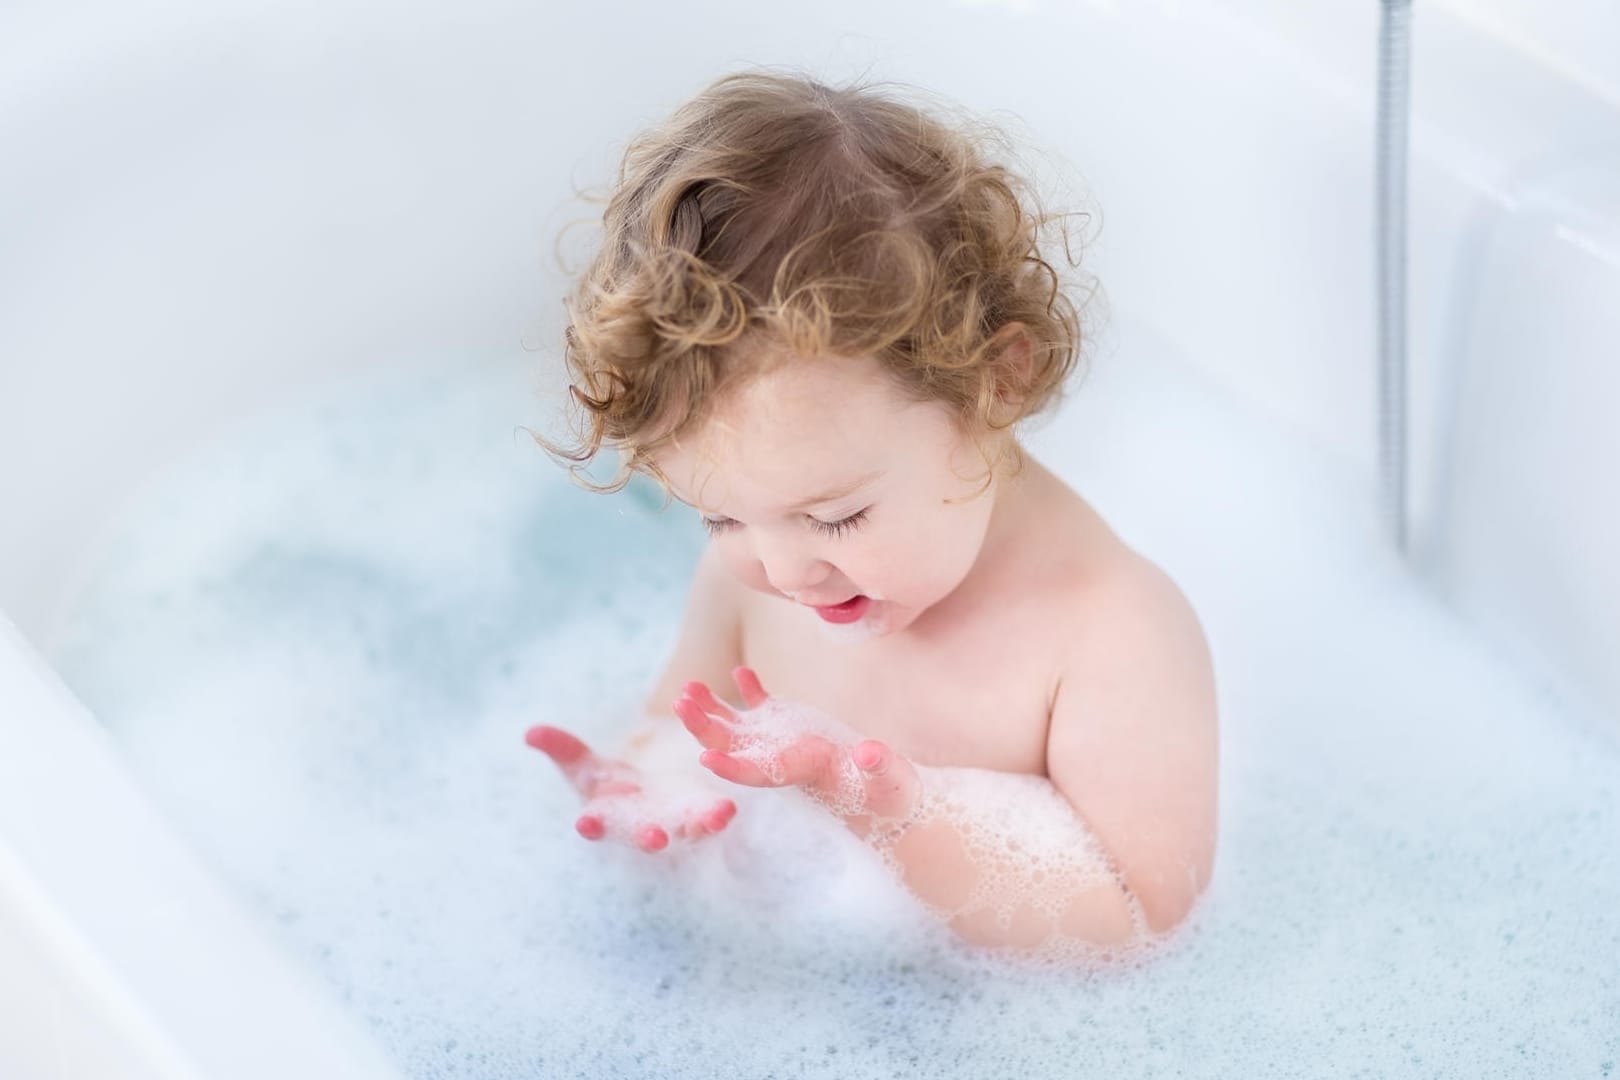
[674,567,1218,954]
[1036,559,1220,941]
[677,672,1141,951]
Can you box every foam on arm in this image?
[833,765,1153,964]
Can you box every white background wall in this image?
[1443,0,1620,105]
[1,0,1616,697]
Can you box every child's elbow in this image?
[1129,841,1216,936]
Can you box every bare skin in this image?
[674,666,921,821]
[523,724,738,852]
[527,339,1218,941]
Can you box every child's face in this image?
[650,351,1009,639]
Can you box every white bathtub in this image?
[2,0,1616,1075]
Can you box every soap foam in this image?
[715,695,1161,968]
[864,765,1154,967]
[50,340,1620,1079]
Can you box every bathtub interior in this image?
[0,614,404,1080]
[26,313,1620,1079]
[2,0,1619,1077]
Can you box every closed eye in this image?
[700,507,871,539]
[808,507,870,538]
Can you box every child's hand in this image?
[525,724,738,853]
[673,667,921,821]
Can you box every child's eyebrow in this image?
[785,469,884,511]
[668,469,884,516]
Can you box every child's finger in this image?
[732,666,770,709]
[851,740,920,818]
[674,697,735,752]
[851,740,886,771]
[704,798,738,832]
[681,681,737,723]
[575,813,607,841]
[527,725,601,794]
[680,797,738,838]
[699,750,781,787]
[526,724,591,764]
[632,824,670,853]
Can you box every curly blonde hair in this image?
[536,66,1101,495]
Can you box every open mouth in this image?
[811,594,873,624]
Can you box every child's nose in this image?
[753,536,831,596]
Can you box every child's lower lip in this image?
[814,595,873,624]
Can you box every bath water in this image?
[53,326,1620,1078]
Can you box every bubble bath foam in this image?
[51,353,1620,1079]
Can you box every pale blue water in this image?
[53,333,1620,1079]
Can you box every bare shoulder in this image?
[642,542,747,714]
[1044,541,1220,935]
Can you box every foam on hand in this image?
[710,695,1155,967]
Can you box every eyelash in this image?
[701,508,871,539]
[811,508,871,538]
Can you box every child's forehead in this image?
[653,404,898,514]
[704,350,937,444]
[644,351,964,505]
[661,411,879,491]
[726,349,891,412]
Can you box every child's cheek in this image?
[715,541,774,595]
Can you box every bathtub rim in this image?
[0,612,404,1080]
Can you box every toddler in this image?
[526,68,1217,959]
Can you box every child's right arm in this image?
[526,542,746,852]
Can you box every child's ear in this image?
[987,322,1035,419]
